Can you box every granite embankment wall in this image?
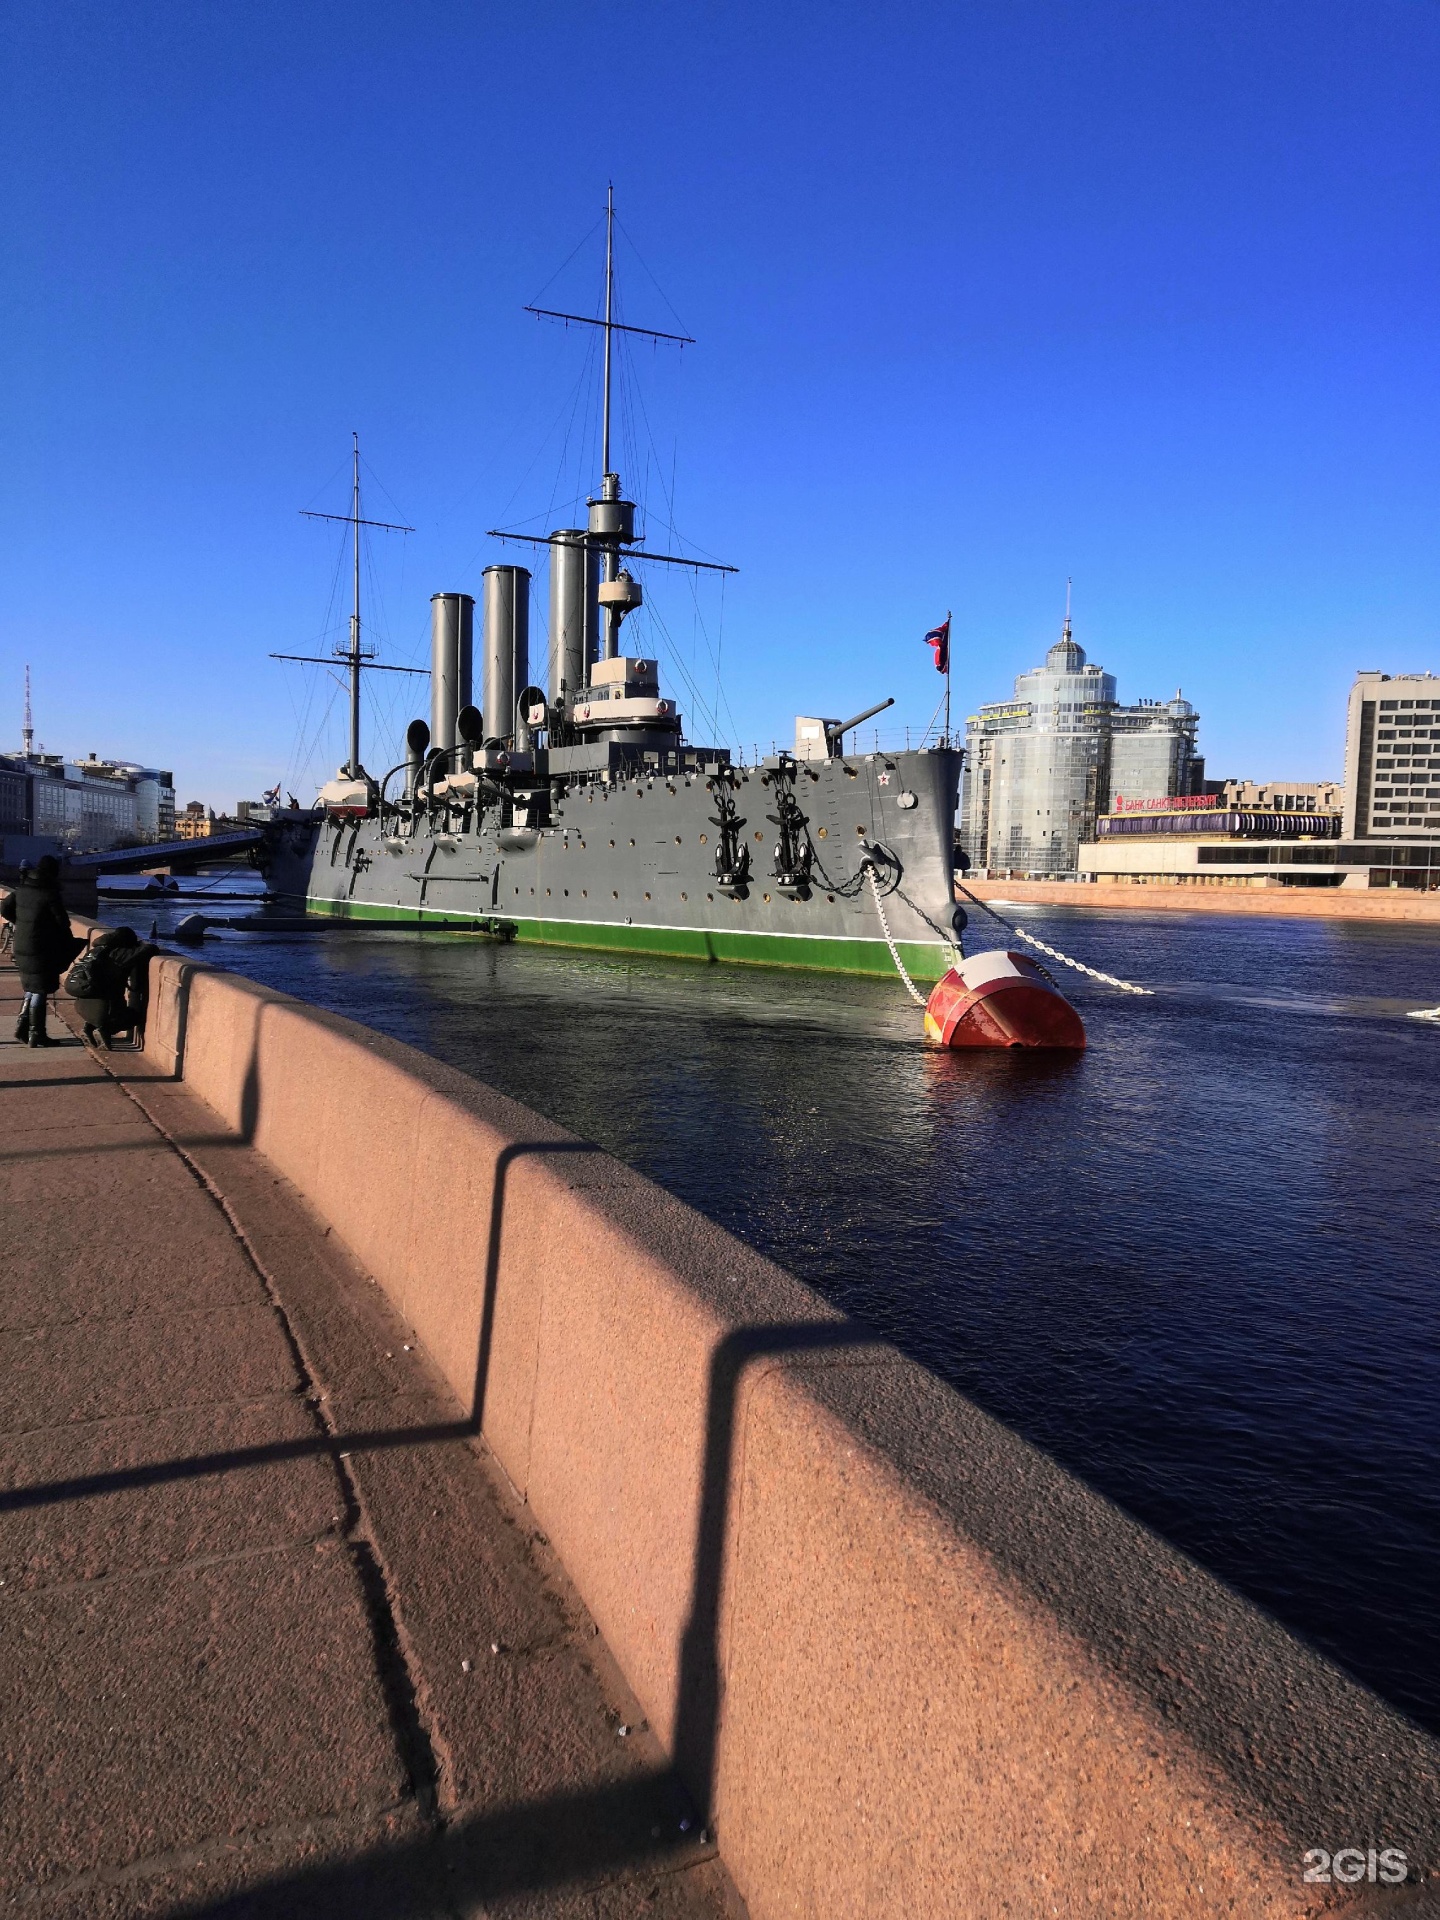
[966,878,1440,922]
[134,950,1440,1917]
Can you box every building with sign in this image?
[959,617,1203,877]
[1075,677,1437,891]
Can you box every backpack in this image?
[65,944,103,998]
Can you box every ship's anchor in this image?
[762,759,813,899]
[707,769,750,897]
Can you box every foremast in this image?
[272,435,419,808]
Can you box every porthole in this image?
[817,826,827,838]
[699,832,708,845]
[545,887,551,897]
[681,892,687,901]
[629,838,636,848]
[609,839,615,848]
[762,892,771,903]
[581,888,587,898]
[856,825,866,834]
[564,889,569,897]
[675,835,682,845]
[826,893,834,903]
[707,892,714,901]
[612,890,619,899]
[644,890,652,901]
[754,830,764,842]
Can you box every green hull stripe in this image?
[303,895,950,980]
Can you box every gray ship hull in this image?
[263,747,961,980]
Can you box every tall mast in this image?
[288,444,416,786]
[22,664,33,756]
[348,433,362,778]
[602,183,615,480]
[508,202,723,671]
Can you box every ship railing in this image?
[736,727,958,766]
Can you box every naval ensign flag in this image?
[925,614,951,673]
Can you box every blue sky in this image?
[2,1,1437,806]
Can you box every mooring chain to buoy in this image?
[954,883,1155,996]
[866,868,928,1006]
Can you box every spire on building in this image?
[1046,580,1087,672]
[22,664,33,756]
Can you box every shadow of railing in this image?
[0,1074,114,1091]
[158,1770,709,1919]
[0,1418,476,1514]
[673,1319,878,1814]
[470,1137,596,1430]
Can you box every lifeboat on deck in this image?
[924,949,1086,1051]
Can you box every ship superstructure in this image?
[264,195,963,979]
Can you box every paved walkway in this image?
[0,963,735,1919]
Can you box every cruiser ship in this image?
[262,196,963,981]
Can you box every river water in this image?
[101,879,1440,1735]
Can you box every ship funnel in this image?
[548,531,595,703]
[482,565,530,747]
[429,592,474,754]
[405,717,430,798]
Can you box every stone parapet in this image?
[133,948,1440,1917]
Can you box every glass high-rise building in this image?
[959,618,1202,876]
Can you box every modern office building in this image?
[959,616,1203,876]
[1341,670,1440,841]
[0,750,176,852]
[1077,672,1438,890]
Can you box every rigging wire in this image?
[525,213,607,311]
[612,214,693,340]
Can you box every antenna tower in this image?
[22,665,33,756]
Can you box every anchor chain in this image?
[954,883,1155,995]
[866,868,927,1006]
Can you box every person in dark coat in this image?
[72,925,159,1049]
[1,855,76,1047]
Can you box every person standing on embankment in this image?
[1,855,79,1047]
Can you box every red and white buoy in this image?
[924,949,1087,1050]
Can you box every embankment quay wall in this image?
[135,946,1440,1916]
[966,878,1440,922]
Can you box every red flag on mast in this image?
[924,613,951,674]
